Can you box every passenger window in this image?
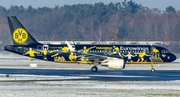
[147,51,149,53]
[125,51,127,54]
[161,50,168,53]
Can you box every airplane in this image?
[4,16,176,72]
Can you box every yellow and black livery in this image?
[4,16,177,72]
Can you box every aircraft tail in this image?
[7,16,39,45]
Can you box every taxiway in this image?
[0,68,180,81]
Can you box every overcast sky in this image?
[0,0,180,11]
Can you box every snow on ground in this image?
[0,81,180,97]
[174,59,180,62]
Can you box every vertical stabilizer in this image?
[7,16,38,45]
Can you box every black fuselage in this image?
[4,43,177,64]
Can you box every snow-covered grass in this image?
[0,81,180,97]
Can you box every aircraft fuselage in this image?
[4,44,176,64]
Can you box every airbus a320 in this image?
[4,16,176,72]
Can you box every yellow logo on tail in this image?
[13,28,28,44]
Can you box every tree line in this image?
[0,0,180,52]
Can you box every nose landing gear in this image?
[151,63,155,72]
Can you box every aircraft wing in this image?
[77,52,117,62]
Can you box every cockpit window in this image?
[161,50,169,53]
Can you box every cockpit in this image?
[161,49,170,53]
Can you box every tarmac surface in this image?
[0,68,180,81]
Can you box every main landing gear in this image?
[151,63,155,72]
[91,66,98,72]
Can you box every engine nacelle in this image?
[101,59,125,69]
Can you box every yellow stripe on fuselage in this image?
[53,61,94,64]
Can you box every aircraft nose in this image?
[171,53,176,62]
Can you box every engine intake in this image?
[101,59,125,69]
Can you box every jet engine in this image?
[101,59,125,69]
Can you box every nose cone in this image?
[171,53,177,62]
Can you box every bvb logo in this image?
[13,28,28,44]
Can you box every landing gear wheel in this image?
[91,66,98,72]
[151,68,155,72]
[151,63,155,72]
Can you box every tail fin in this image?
[7,16,39,45]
